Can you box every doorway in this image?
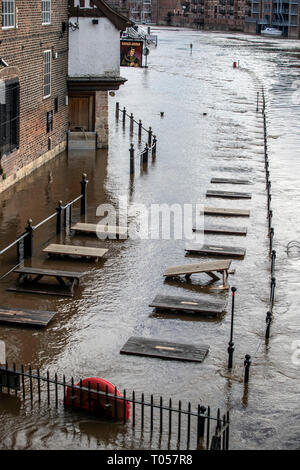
[68,94,94,131]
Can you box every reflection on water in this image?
[0,28,300,450]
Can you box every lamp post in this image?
[228,287,237,369]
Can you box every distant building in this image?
[244,0,300,38]
[151,0,247,31]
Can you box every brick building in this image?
[244,0,300,38]
[0,0,69,193]
[0,0,131,193]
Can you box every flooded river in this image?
[0,28,299,450]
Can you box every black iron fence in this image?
[0,174,88,281]
[115,102,158,174]
[259,88,277,340]
[0,363,230,450]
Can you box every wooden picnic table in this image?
[164,260,232,289]
[8,267,86,297]
[43,244,108,262]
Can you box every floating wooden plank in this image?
[43,244,108,262]
[71,223,127,238]
[0,307,56,327]
[203,207,250,217]
[192,224,247,236]
[120,337,209,363]
[206,190,252,199]
[185,243,246,258]
[164,260,231,289]
[149,294,226,316]
[211,177,251,185]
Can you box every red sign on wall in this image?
[120,40,143,68]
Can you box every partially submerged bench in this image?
[149,294,226,316]
[120,337,209,363]
[210,177,251,185]
[192,224,247,236]
[71,223,127,239]
[185,243,246,258]
[164,260,232,289]
[202,207,250,217]
[43,244,108,262]
[206,190,252,199]
[7,267,86,297]
[0,306,56,327]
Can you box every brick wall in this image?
[0,0,69,186]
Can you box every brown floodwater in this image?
[0,27,299,450]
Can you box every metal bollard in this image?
[129,143,135,175]
[265,311,272,340]
[80,173,88,217]
[271,250,276,276]
[148,126,152,146]
[269,227,274,253]
[130,113,134,132]
[142,144,149,165]
[115,102,119,119]
[227,287,237,369]
[56,200,63,235]
[256,91,259,112]
[244,354,251,384]
[138,120,142,140]
[24,219,34,259]
[268,209,273,235]
[152,135,157,159]
[270,277,276,310]
[122,107,126,123]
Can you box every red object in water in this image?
[233,61,237,68]
[65,377,130,421]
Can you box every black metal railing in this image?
[0,174,88,280]
[259,88,277,340]
[115,102,158,174]
[0,363,230,450]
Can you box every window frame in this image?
[2,0,16,30]
[43,50,52,99]
[42,0,51,25]
[0,78,20,158]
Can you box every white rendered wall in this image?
[69,17,121,77]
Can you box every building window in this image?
[0,78,20,158]
[43,50,51,98]
[42,0,51,25]
[2,0,15,28]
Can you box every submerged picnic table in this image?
[202,207,250,217]
[164,260,232,289]
[43,244,108,262]
[149,294,226,316]
[71,223,127,238]
[0,306,56,327]
[185,243,246,258]
[7,267,86,297]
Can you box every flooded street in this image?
[0,28,300,450]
